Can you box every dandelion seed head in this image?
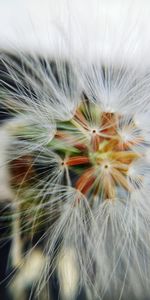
[2,53,150,299]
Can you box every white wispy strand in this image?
[1,53,81,122]
[0,126,15,201]
[78,63,150,115]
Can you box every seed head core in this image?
[52,101,141,201]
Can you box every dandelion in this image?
[1,35,150,300]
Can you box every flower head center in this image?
[48,100,142,202]
[11,100,142,203]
